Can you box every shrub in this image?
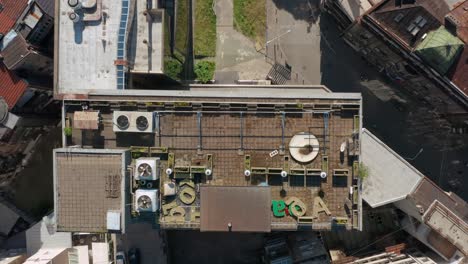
[64,127,72,137]
[358,162,369,181]
[194,61,215,83]
[165,59,183,80]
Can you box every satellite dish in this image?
[205,169,212,176]
[166,168,173,175]
[244,170,251,177]
[340,142,346,153]
[137,195,152,209]
[116,115,129,129]
[137,163,152,177]
[136,116,149,131]
[320,172,327,179]
[281,171,288,178]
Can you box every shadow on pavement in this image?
[271,0,320,23]
[167,231,264,264]
[317,13,467,200]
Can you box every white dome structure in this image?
[289,132,320,163]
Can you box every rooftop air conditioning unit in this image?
[113,111,154,133]
[135,189,158,212]
[134,157,160,181]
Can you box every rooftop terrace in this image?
[62,87,363,231]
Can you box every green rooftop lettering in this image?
[272,200,286,217]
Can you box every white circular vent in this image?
[289,132,320,163]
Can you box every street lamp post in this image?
[265,29,292,64]
[266,29,292,46]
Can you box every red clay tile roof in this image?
[449,46,468,97]
[446,0,468,44]
[0,63,28,109]
[0,0,28,35]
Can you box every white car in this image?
[116,251,126,264]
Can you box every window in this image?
[290,175,304,187]
[394,13,405,22]
[407,15,427,36]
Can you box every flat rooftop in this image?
[63,88,363,231]
[53,148,130,233]
[361,129,424,207]
[56,0,164,94]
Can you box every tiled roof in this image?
[372,0,452,23]
[1,34,30,70]
[0,0,28,35]
[449,47,468,97]
[0,63,28,109]
[446,0,468,44]
[369,4,441,49]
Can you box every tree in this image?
[194,61,215,83]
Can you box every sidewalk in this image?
[214,0,270,83]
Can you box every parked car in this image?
[128,248,140,264]
[116,251,126,264]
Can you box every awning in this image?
[200,186,271,232]
[73,111,100,130]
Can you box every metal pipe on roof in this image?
[239,112,244,151]
[323,112,329,155]
[197,111,202,151]
[281,112,285,152]
[154,111,160,134]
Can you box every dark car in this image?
[128,248,140,264]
